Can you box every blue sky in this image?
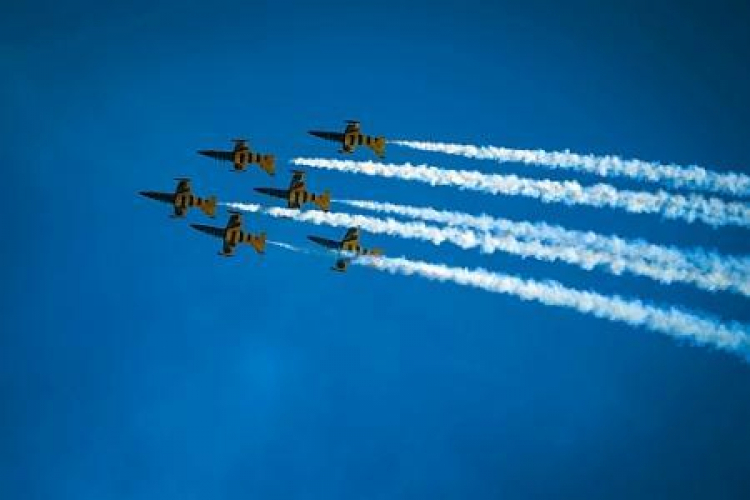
[2,1,750,498]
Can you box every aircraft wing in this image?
[290,170,306,183]
[332,257,350,272]
[175,179,191,194]
[226,212,243,227]
[307,235,340,250]
[232,139,248,151]
[221,241,235,256]
[288,171,306,192]
[342,227,359,244]
[190,224,225,239]
[308,130,345,143]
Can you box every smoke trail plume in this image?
[336,199,750,297]
[226,201,750,297]
[391,140,750,198]
[226,202,499,250]
[364,256,750,358]
[268,239,331,258]
[267,240,307,253]
[290,158,750,228]
[267,239,750,359]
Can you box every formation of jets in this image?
[140,121,384,271]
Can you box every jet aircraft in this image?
[140,178,217,218]
[308,120,386,159]
[255,170,331,212]
[308,227,382,272]
[198,139,275,175]
[191,211,266,256]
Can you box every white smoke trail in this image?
[290,158,750,228]
[268,239,332,258]
[360,255,750,358]
[390,140,750,198]
[226,201,750,297]
[226,202,499,250]
[265,239,750,359]
[336,199,750,297]
[267,240,307,253]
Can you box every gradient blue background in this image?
[2,1,750,498]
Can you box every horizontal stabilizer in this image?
[249,232,266,254]
[315,190,331,212]
[200,195,218,218]
[369,137,386,158]
[259,155,275,176]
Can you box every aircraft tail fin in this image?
[249,232,266,254]
[315,190,331,212]
[259,155,275,176]
[201,196,218,218]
